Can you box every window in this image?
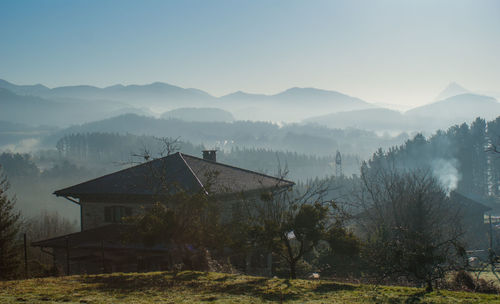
[104,206,132,223]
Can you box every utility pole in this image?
[335,151,342,177]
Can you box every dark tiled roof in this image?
[450,191,492,213]
[54,152,293,198]
[31,224,168,250]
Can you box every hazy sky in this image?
[1,0,499,107]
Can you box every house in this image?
[32,151,294,274]
[352,190,492,250]
[449,191,492,249]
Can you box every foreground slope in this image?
[0,271,498,303]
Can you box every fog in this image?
[1,78,500,224]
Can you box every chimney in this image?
[202,150,217,162]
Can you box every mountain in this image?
[3,78,499,132]
[0,79,216,109]
[219,91,268,101]
[434,82,469,101]
[49,82,215,109]
[0,79,376,123]
[47,82,215,107]
[161,108,234,122]
[405,93,500,128]
[303,108,407,132]
[0,87,148,126]
[0,88,64,125]
[219,87,375,121]
[0,79,50,96]
[304,93,500,133]
[0,120,56,146]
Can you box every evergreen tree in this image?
[488,118,500,197]
[470,118,488,196]
[0,166,21,279]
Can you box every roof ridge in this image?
[54,153,184,196]
[181,153,294,185]
[53,151,294,197]
[178,153,207,194]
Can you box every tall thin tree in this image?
[0,165,21,279]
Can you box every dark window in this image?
[104,206,132,223]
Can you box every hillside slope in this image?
[0,271,498,303]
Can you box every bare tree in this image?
[357,165,465,292]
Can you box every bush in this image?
[453,270,475,291]
[450,270,499,294]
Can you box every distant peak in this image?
[220,90,267,99]
[435,82,469,101]
[230,90,252,96]
[149,82,171,87]
[105,84,124,89]
[445,82,467,91]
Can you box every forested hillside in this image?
[1,116,499,221]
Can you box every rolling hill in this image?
[0,271,498,303]
[406,93,500,127]
[219,87,375,121]
[304,92,500,133]
[0,87,145,126]
[161,108,235,122]
[0,79,376,123]
[303,108,406,132]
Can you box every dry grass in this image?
[0,271,499,303]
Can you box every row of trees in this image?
[54,133,362,179]
[365,117,500,200]
[49,114,407,157]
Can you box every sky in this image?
[1,0,499,107]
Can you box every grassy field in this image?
[0,271,499,303]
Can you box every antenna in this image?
[335,150,342,177]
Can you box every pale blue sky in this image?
[1,0,499,106]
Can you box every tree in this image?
[125,140,228,271]
[128,188,227,270]
[358,165,465,292]
[318,222,360,277]
[22,210,78,277]
[240,178,347,279]
[0,166,21,280]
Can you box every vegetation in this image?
[1,117,499,296]
[0,166,21,280]
[129,194,227,271]
[357,167,465,291]
[236,178,357,279]
[1,271,499,303]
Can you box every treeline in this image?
[364,117,500,201]
[54,133,362,179]
[0,135,359,219]
[45,114,409,158]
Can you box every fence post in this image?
[101,240,105,273]
[65,236,70,275]
[23,233,28,278]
